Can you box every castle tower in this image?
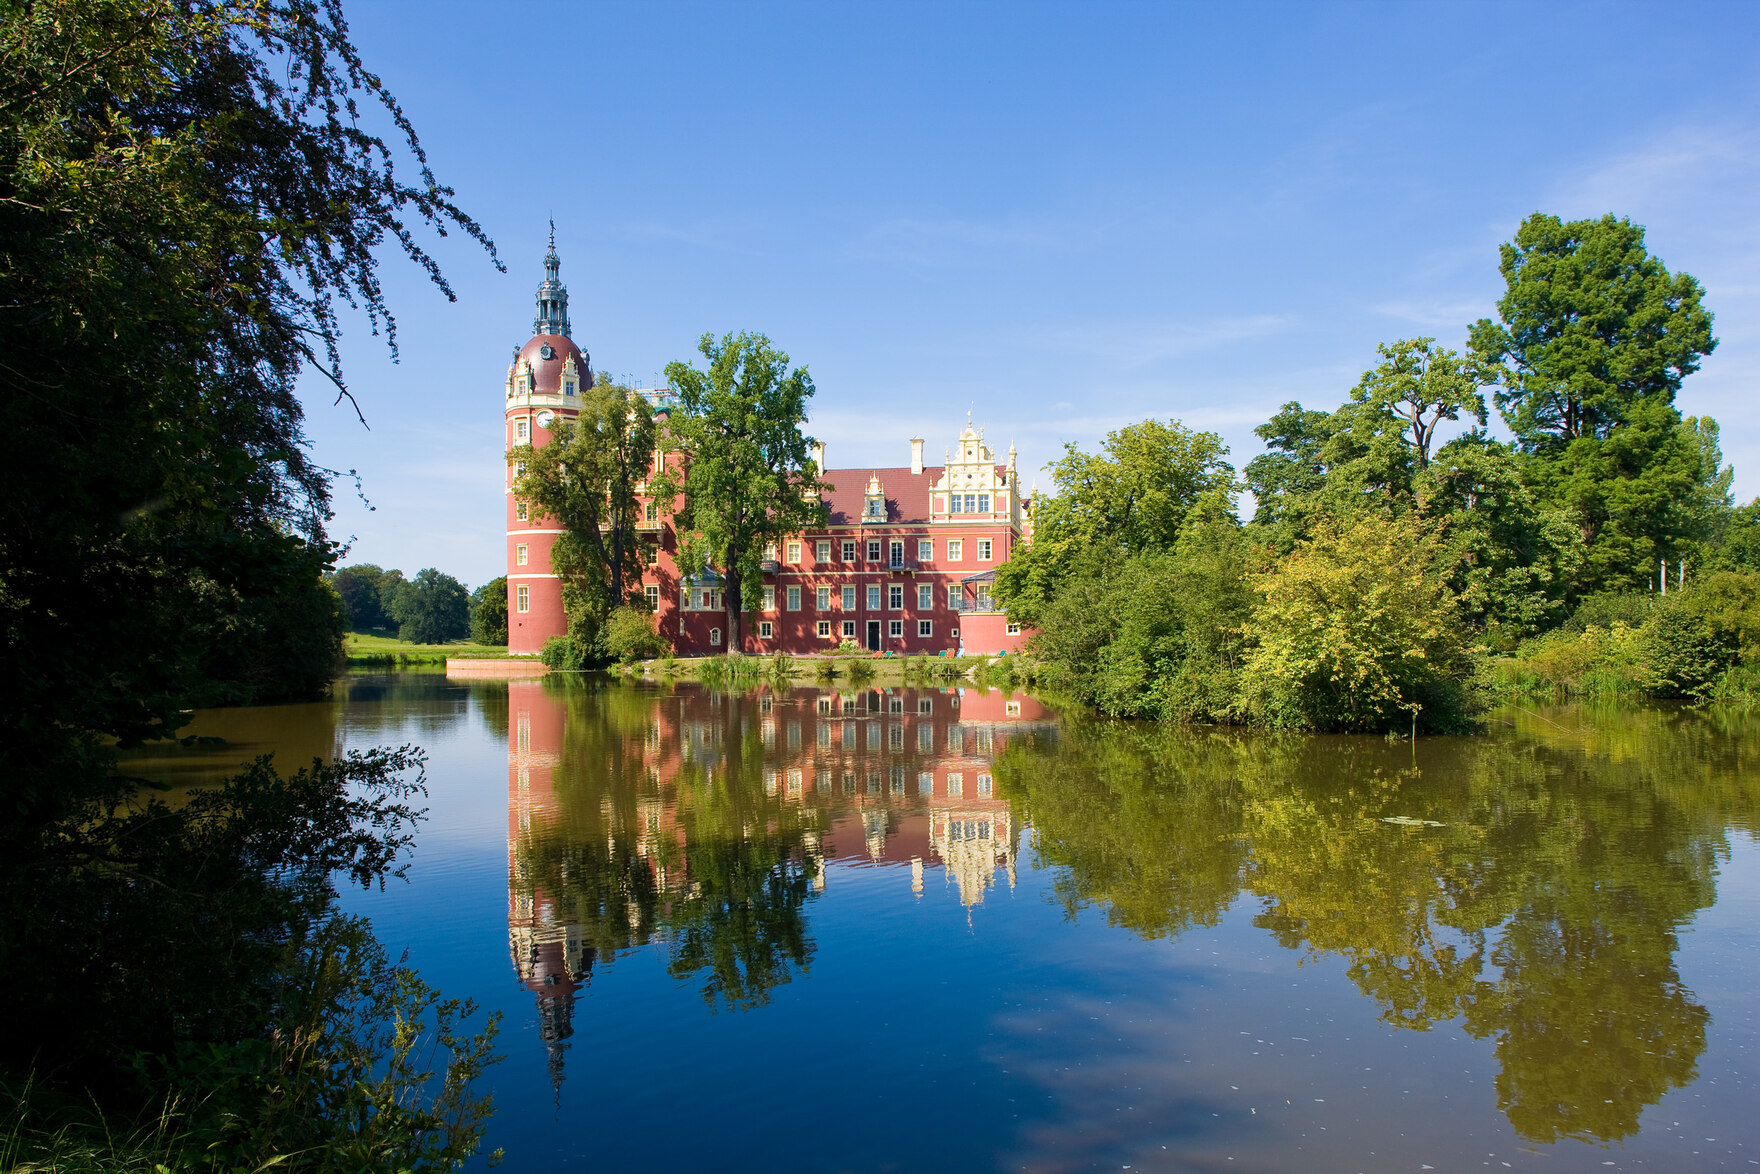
[505,225,590,654]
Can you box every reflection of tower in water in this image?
[505,679,590,1090]
[503,681,1054,1083]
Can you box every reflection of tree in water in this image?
[509,680,821,1084]
[998,704,1759,1144]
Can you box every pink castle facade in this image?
[504,238,1033,658]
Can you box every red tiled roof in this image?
[819,465,1006,525]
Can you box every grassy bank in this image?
[611,652,1024,690]
[345,633,513,666]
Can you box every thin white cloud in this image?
[1017,314,1291,368]
[848,216,1063,266]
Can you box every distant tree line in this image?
[330,564,505,645]
[1000,213,1758,730]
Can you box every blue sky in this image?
[305,1,1760,589]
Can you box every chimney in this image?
[812,440,826,472]
[910,436,924,475]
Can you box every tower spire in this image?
[533,222,571,337]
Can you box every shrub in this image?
[1641,605,1736,699]
[604,605,667,662]
[1237,512,1481,732]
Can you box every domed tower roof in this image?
[509,223,592,396]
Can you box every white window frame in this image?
[1007,621,1022,635]
[786,585,801,611]
[917,584,933,609]
[889,540,904,568]
[841,620,856,638]
[842,585,856,610]
[867,586,882,611]
[516,501,529,521]
[816,586,831,610]
[816,540,831,561]
[867,539,882,562]
[787,541,802,563]
[762,585,775,611]
[842,540,856,561]
[709,627,723,646]
[888,585,903,610]
[516,543,528,567]
[817,620,832,638]
[917,539,933,562]
[948,585,963,611]
[947,539,963,560]
[918,620,933,638]
[516,584,529,613]
[644,585,659,611]
[515,418,529,441]
[759,620,773,638]
[888,619,903,638]
[948,772,963,798]
[978,539,993,560]
[978,773,993,795]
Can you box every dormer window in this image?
[564,379,576,396]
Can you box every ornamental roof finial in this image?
[533,221,571,338]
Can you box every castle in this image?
[503,234,1033,658]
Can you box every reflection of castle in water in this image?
[505,680,1054,1083]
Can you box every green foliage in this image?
[997,419,1233,627]
[1640,604,1735,699]
[5,916,501,1173]
[540,634,588,671]
[1351,338,1487,469]
[604,604,666,663]
[1420,434,1583,641]
[1710,499,1760,570]
[385,568,469,644]
[1533,396,1728,594]
[335,564,396,631]
[1468,213,1716,449]
[1238,512,1480,732]
[663,332,826,651]
[511,376,657,646]
[0,3,499,1159]
[470,576,509,646]
[1503,574,1760,700]
[1030,502,1253,721]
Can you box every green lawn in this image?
[345,633,514,663]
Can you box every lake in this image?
[142,671,1760,1172]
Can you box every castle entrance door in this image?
[866,620,881,651]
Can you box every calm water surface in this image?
[148,672,1760,1172]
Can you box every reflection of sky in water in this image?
[207,671,1760,1172]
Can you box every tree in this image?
[335,564,394,631]
[1237,512,1478,732]
[1351,338,1487,469]
[1,0,492,821]
[1243,402,1335,544]
[1536,396,1725,593]
[512,377,657,660]
[997,419,1233,628]
[663,332,825,652]
[0,0,502,1148]
[1468,213,1715,451]
[385,568,469,643]
[471,576,509,646]
[1419,434,1584,640]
